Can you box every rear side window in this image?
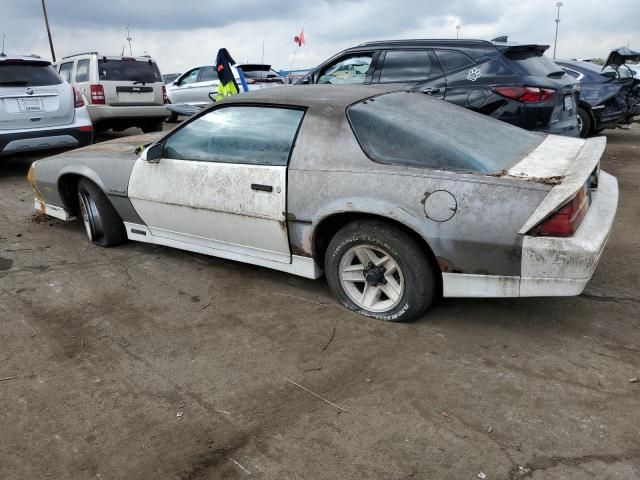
[98,59,162,82]
[163,106,305,166]
[0,63,62,86]
[505,50,564,77]
[348,91,544,174]
[379,50,442,83]
[58,62,73,82]
[435,49,474,73]
[198,66,217,82]
[75,59,90,82]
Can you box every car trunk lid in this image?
[506,135,605,234]
[603,47,640,69]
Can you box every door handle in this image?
[423,87,441,95]
[251,183,273,192]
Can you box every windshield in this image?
[98,59,162,82]
[0,63,62,86]
[348,91,545,174]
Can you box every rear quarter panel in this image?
[287,105,549,276]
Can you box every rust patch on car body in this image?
[489,170,564,186]
[437,256,465,273]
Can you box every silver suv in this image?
[0,55,93,156]
[55,52,168,133]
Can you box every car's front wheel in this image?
[324,221,436,322]
[77,179,127,247]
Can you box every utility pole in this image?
[456,25,461,39]
[553,2,563,59]
[125,25,133,56]
[41,0,56,61]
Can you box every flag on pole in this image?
[215,48,239,100]
[294,29,306,47]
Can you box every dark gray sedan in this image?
[28,85,618,322]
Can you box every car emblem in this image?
[466,68,481,82]
[25,87,34,95]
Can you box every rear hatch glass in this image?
[0,62,74,130]
[0,62,62,86]
[348,91,544,174]
[98,59,162,82]
[97,58,163,106]
[505,49,566,78]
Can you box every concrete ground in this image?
[0,126,639,480]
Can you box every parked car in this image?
[0,55,93,156]
[54,52,169,133]
[162,73,181,84]
[556,51,640,137]
[28,85,617,322]
[298,39,580,136]
[165,63,284,122]
[237,64,286,88]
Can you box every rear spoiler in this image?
[513,136,606,235]
[496,44,550,55]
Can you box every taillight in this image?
[493,86,556,103]
[538,189,590,237]
[162,85,169,104]
[72,86,84,108]
[90,84,105,104]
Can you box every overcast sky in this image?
[2,0,638,74]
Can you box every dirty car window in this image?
[163,106,304,166]
[347,92,545,174]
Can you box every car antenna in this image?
[1,33,6,57]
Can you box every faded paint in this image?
[29,85,617,299]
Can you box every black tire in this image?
[77,179,127,247]
[324,220,436,322]
[166,112,179,123]
[577,107,592,138]
[141,120,164,133]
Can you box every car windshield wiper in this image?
[132,80,148,85]
[0,80,28,85]
[547,71,566,78]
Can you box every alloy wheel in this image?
[338,244,405,313]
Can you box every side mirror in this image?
[141,143,163,163]
[301,76,311,84]
[172,80,180,86]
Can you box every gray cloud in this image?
[1,0,638,75]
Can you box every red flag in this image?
[294,29,305,47]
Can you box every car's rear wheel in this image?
[324,221,436,322]
[141,120,164,133]
[77,179,127,247]
[577,107,592,138]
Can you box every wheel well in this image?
[313,212,443,297]
[58,174,83,215]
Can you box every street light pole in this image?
[456,25,461,40]
[41,0,56,62]
[553,2,563,59]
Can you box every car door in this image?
[127,105,305,264]
[190,66,218,105]
[169,68,200,104]
[373,49,446,98]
